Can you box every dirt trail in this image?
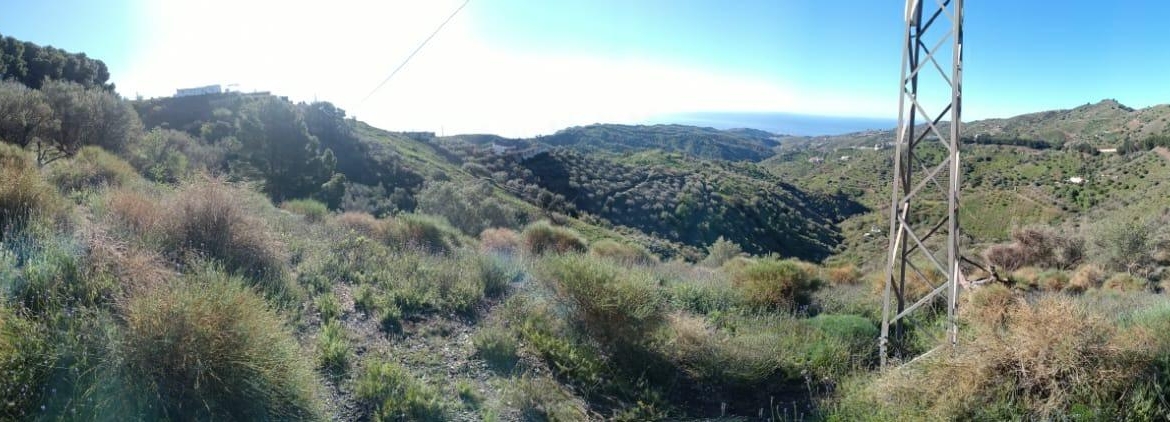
[1154,146,1170,163]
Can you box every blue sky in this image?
[2,0,1169,136]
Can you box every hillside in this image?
[449,123,781,162]
[779,99,1170,152]
[1,33,1169,421]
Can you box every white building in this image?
[175,84,223,97]
[1068,176,1085,185]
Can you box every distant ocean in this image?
[646,112,898,136]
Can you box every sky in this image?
[3,0,1170,137]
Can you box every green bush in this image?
[700,236,744,267]
[164,180,293,298]
[589,238,656,265]
[0,305,52,420]
[537,254,666,349]
[384,212,463,254]
[472,324,520,372]
[0,144,63,237]
[46,146,139,192]
[318,320,351,376]
[120,270,322,420]
[355,359,447,422]
[522,221,586,255]
[13,235,119,314]
[732,258,821,311]
[315,291,341,323]
[1103,273,1149,292]
[281,198,329,222]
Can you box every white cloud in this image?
[118,0,887,137]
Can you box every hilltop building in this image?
[175,84,222,97]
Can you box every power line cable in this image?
[360,0,470,103]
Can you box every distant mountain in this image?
[536,124,781,162]
[778,99,1170,151]
[646,111,898,136]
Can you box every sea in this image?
[646,111,897,136]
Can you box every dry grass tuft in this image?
[588,238,657,266]
[1067,264,1106,293]
[1103,273,1148,292]
[165,179,288,289]
[827,263,863,285]
[330,211,385,240]
[0,144,63,236]
[479,227,521,255]
[522,220,587,255]
[120,270,322,420]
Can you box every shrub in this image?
[330,211,385,240]
[479,227,521,255]
[14,235,119,314]
[164,180,290,296]
[1103,273,1149,292]
[0,305,52,420]
[521,221,586,255]
[315,292,341,323]
[537,254,666,350]
[477,254,515,298]
[472,324,519,372]
[318,320,351,376]
[105,188,164,236]
[700,236,744,267]
[416,180,519,235]
[1067,264,1106,292]
[827,264,863,285]
[120,270,322,420]
[280,198,329,222]
[589,238,657,265]
[667,269,742,314]
[508,375,587,421]
[46,146,139,192]
[984,243,1026,272]
[833,295,1153,420]
[732,258,820,311]
[384,213,462,254]
[0,144,62,237]
[1010,266,1043,289]
[355,359,446,422]
[1036,270,1069,291]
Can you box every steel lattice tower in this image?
[880,0,964,367]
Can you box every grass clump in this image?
[472,324,520,372]
[522,220,586,255]
[163,179,292,297]
[318,320,351,376]
[281,198,329,222]
[537,253,665,349]
[732,258,821,311]
[1103,272,1149,292]
[479,227,521,255]
[832,294,1158,420]
[826,263,863,285]
[0,144,63,237]
[120,269,322,420]
[46,146,139,192]
[355,358,447,422]
[509,375,588,421]
[330,211,386,240]
[1068,263,1106,292]
[384,212,463,254]
[315,291,341,323]
[589,238,657,265]
[0,305,52,420]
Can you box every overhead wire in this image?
[360,0,470,103]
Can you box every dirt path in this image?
[1154,146,1170,163]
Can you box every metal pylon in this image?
[880,0,964,368]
